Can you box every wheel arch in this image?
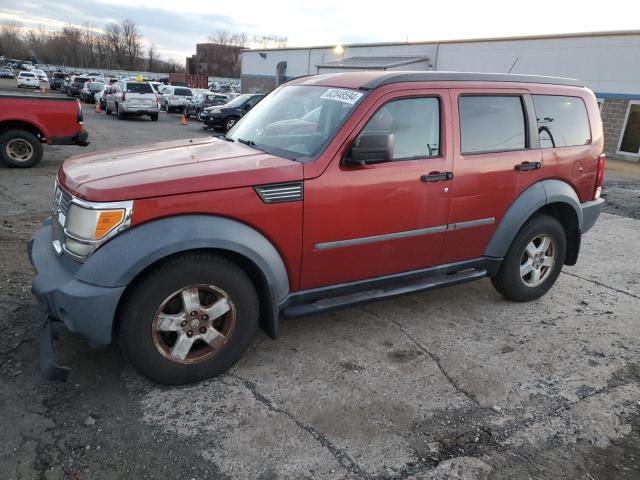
[484,180,583,265]
[0,120,46,142]
[78,215,289,339]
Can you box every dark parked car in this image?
[49,72,65,90]
[80,81,104,103]
[68,76,91,97]
[201,93,265,131]
[185,92,228,119]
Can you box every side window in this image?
[532,95,591,148]
[459,96,526,154]
[357,97,440,160]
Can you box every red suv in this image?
[29,72,605,384]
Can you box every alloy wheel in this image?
[151,284,236,364]
[520,234,556,287]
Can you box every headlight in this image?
[52,183,133,260]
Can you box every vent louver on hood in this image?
[254,182,303,204]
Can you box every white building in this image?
[241,30,640,160]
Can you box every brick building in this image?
[241,30,640,161]
[186,43,243,79]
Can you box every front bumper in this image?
[581,198,605,234]
[202,115,223,127]
[28,220,125,378]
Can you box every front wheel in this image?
[491,214,566,302]
[150,112,158,121]
[0,129,44,168]
[224,116,239,131]
[118,253,259,385]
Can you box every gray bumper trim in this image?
[581,198,605,234]
[39,316,70,382]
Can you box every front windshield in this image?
[227,85,364,162]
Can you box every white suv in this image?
[105,80,160,121]
[17,71,39,88]
[159,86,193,113]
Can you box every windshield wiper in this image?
[220,135,234,142]
[237,138,257,147]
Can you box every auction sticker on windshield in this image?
[320,89,363,105]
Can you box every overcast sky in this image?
[1,0,639,61]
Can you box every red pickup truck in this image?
[29,71,605,384]
[0,95,89,168]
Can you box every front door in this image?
[301,89,453,290]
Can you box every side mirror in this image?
[344,133,395,166]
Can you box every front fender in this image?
[484,180,583,258]
[76,215,290,338]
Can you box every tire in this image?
[224,116,239,131]
[118,253,259,385]
[491,214,566,302]
[0,129,44,168]
[105,104,111,115]
[150,112,158,121]
[116,104,125,120]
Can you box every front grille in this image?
[254,182,303,204]
[59,189,72,216]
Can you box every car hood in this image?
[59,136,303,202]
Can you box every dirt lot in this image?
[1,79,640,480]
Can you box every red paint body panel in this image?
[132,187,303,291]
[59,137,302,201]
[0,95,85,144]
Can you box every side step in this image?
[282,268,487,318]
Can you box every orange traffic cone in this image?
[39,84,46,94]
[95,103,101,113]
[180,114,187,125]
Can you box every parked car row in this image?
[199,94,265,131]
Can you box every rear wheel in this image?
[117,104,125,120]
[150,112,159,121]
[0,129,43,168]
[491,214,566,302]
[118,253,259,385]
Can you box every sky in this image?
[1,0,639,62]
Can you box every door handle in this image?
[515,161,542,172]
[421,171,453,183]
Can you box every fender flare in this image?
[483,180,583,258]
[77,215,290,338]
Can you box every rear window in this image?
[532,95,591,148]
[75,77,90,83]
[174,88,192,96]
[126,83,154,94]
[21,72,35,77]
[459,96,526,154]
[88,83,103,91]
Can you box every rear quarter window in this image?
[174,88,192,96]
[459,96,526,154]
[532,95,591,148]
[126,83,154,94]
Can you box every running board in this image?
[282,268,488,318]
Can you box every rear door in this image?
[301,88,453,289]
[441,89,542,264]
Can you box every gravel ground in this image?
[1,79,640,480]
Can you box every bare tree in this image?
[121,19,142,70]
[0,21,28,59]
[252,34,288,49]
[147,42,159,71]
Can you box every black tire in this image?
[116,104,125,120]
[491,214,566,302]
[150,112,158,121]
[118,253,259,385]
[105,104,111,115]
[224,116,239,131]
[0,129,44,168]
